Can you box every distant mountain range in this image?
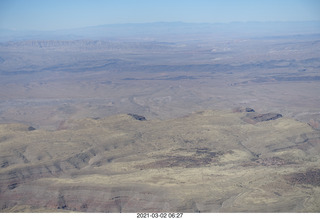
[1,21,320,42]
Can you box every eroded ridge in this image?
[0,109,320,212]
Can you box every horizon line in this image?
[2,20,320,32]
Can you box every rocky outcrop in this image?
[127,114,146,121]
[243,112,282,124]
[27,126,36,131]
[248,113,282,122]
[233,107,255,113]
[234,107,282,124]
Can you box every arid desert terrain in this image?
[0,22,320,212]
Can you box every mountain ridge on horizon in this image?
[1,20,320,42]
[2,20,320,31]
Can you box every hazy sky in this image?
[1,0,320,31]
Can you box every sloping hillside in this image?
[0,109,320,212]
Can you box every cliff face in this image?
[1,110,320,212]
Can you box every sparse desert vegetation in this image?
[0,22,320,212]
[0,110,320,212]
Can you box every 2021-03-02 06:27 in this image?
[137,213,183,218]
